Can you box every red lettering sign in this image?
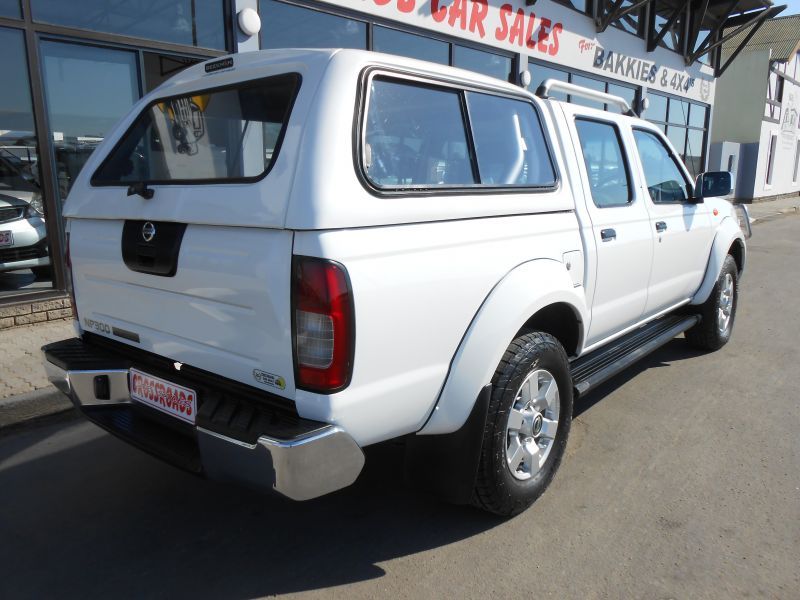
[129,369,196,424]
[494,2,561,55]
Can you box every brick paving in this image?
[0,319,74,400]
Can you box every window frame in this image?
[259,0,517,83]
[793,140,800,185]
[644,90,709,178]
[631,125,695,205]
[354,67,560,197]
[452,43,514,84]
[90,72,303,187]
[372,24,449,66]
[30,0,229,52]
[0,0,20,20]
[260,0,368,51]
[574,116,635,209]
[764,132,778,188]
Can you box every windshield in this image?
[92,73,300,185]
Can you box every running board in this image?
[571,314,700,398]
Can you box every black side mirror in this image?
[693,171,732,202]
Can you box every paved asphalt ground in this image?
[1,217,798,599]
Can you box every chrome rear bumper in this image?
[43,341,364,501]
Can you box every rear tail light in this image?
[292,256,354,393]
[65,231,79,323]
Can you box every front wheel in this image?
[685,254,739,351]
[31,266,51,280]
[472,332,573,517]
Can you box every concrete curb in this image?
[0,388,74,431]
[750,205,800,225]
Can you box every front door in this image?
[631,128,713,316]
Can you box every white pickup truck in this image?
[43,49,750,516]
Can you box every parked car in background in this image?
[0,153,50,278]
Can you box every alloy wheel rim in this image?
[717,273,734,335]
[505,369,560,481]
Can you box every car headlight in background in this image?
[24,192,45,218]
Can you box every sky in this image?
[779,0,800,17]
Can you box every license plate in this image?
[129,368,197,424]
[0,231,12,247]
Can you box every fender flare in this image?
[419,258,588,435]
[691,217,746,306]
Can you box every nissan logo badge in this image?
[142,222,156,242]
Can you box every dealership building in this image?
[0,0,782,319]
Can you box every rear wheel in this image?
[685,254,738,351]
[31,266,51,280]
[472,332,572,517]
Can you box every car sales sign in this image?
[321,0,715,104]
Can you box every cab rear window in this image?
[92,73,300,185]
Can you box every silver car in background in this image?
[0,153,50,277]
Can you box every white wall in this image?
[752,52,800,198]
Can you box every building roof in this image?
[722,14,800,62]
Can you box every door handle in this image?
[600,228,616,242]
[655,221,667,233]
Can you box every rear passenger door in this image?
[631,128,713,315]
[571,116,653,347]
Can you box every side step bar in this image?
[571,314,700,398]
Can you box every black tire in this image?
[685,254,739,351]
[31,266,51,280]
[472,332,573,517]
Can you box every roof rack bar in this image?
[535,79,636,116]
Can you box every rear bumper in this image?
[42,338,364,501]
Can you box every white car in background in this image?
[0,153,50,278]
[0,191,49,277]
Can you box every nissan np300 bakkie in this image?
[43,49,750,516]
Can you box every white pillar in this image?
[234,0,261,53]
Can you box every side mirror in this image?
[693,171,732,202]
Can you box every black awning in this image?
[592,0,786,77]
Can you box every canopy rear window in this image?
[361,76,557,192]
[92,73,300,185]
